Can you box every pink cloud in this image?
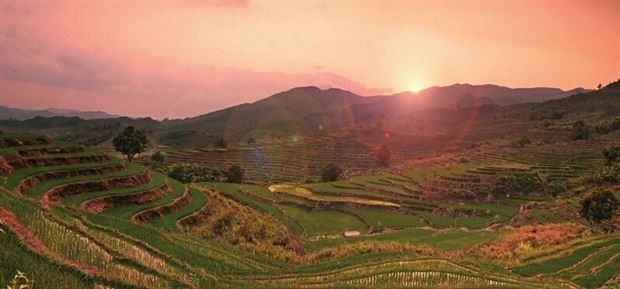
[0,2,387,119]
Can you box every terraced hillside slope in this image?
[1,131,618,288]
[159,82,619,182]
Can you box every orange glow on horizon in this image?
[409,83,423,93]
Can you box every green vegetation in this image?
[150,151,165,163]
[269,184,400,208]
[513,136,531,148]
[512,237,619,276]
[0,225,96,289]
[280,204,367,236]
[602,146,619,165]
[571,120,590,140]
[214,137,228,149]
[580,189,619,228]
[225,165,244,183]
[306,227,500,252]
[493,173,544,195]
[166,163,222,183]
[112,126,149,161]
[342,207,425,229]
[321,162,343,182]
[1,105,617,289]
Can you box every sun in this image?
[409,83,422,93]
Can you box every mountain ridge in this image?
[0,105,121,120]
[1,82,605,148]
[155,83,589,146]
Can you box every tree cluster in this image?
[571,120,590,140]
[492,173,544,195]
[594,117,620,135]
[580,189,619,230]
[580,164,620,184]
[167,163,223,183]
[602,146,620,166]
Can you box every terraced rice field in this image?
[512,237,620,285]
[0,133,617,288]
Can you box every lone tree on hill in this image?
[376,145,391,166]
[602,146,620,166]
[321,162,343,182]
[580,189,619,229]
[113,126,149,161]
[226,165,244,183]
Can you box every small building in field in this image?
[343,230,360,237]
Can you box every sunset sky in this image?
[1,1,619,119]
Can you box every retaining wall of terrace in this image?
[131,187,192,223]
[82,181,172,213]
[44,168,152,202]
[26,155,109,167]
[0,155,14,175]
[17,164,127,194]
[18,146,85,157]
[0,136,51,147]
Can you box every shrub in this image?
[493,173,544,195]
[602,146,620,166]
[226,165,244,183]
[594,118,620,134]
[211,169,222,179]
[150,151,165,163]
[321,163,343,182]
[571,120,590,140]
[580,164,620,184]
[580,189,619,226]
[513,136,531,148]
[474,223,586,262]
[214,137,228,149]
[547,181,568,197]
[548,111,565,120]
[167,163,220,183]
[247,137,256,145]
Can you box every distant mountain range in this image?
[0,82,600,147]
[0,106,120,120]
[156,83,588,146]
[383,83,587,107]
